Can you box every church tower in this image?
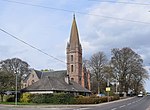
[66,15,82,85]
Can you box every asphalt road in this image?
[87,96,150,110]
[0,96,150,110]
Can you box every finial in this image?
[73,13,75,20]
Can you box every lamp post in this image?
[115,79,118,94]
[15,71,17,105]
[107,78,110,102]
[106,72,110,102]
[13,68,18,106]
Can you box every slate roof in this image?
[22,76,90,93]
[22,69,90,93]
[40,70,67,79]
[34,70,43,79]
[32,70,67,79]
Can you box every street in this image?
[0,96,150,110]
[87,96,150,110]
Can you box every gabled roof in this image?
[23,70,67,83]
[33,70,67,79]
[34,70,43,79]
[22,75,90,93]
[23,73,30,83]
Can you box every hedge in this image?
[75,95,119,104]
[20,93,75,104]
[20,93,119,104]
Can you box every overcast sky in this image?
[0,0,150,91]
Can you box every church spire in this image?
[69,14,80,50]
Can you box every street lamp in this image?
[15,70,18,105]
[115,79,119,94]
[13,68,19,105]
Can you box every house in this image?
[21,15,91,95]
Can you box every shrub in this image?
[53,93,75,104]
[20,93,119,104]
[20,93,32,103]
[31,94,51,103]
[74,95,119,104]
[5,95,15,102]
[30,93,75,104]
[75,96,101,104]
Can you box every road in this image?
[0,96,150,110]
[87,96,150,110]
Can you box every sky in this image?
[0,0,150,91]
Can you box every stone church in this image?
[66,15,90,90]
[22,15,91,95]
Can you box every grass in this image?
[0,101,34,105]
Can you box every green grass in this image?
[0,102,35,105]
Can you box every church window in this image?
[79,77,81,81]
[71,65,73,72]
[79,77,82,85]
[71,78,74,81]
[71,55,73,61]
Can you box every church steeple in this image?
[66,15,82,85]
[69,14,81,50]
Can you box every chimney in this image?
[65,74,70,84]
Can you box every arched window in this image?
[71,65,73,72]
[71,78,74,81]
[71,55,73,61]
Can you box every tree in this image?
[0,71,15,102]
[0,58,30,77]
[0,58,30,89]
[88,51,108,94]
[130,67,149,94]
[111,47,148,94]
[41,69,54,72]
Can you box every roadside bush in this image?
[20,93,119,104]
[30,94,52,103]
[30,93,75,104]
[110,96,120,101]
[5,95,15,102]
[20,93,32,103]
[74,95,119,104]
[75,97,100,104]
[52,93,75,104]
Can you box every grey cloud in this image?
[80,0,150,67]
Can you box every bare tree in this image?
[111,47,148,94]
[88,51,108,94]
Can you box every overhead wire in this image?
[1,0,150,25]
[88,0,150,6]
[0,0,150,65]
[0,28,66,64]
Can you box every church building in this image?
[22,15,91,94]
